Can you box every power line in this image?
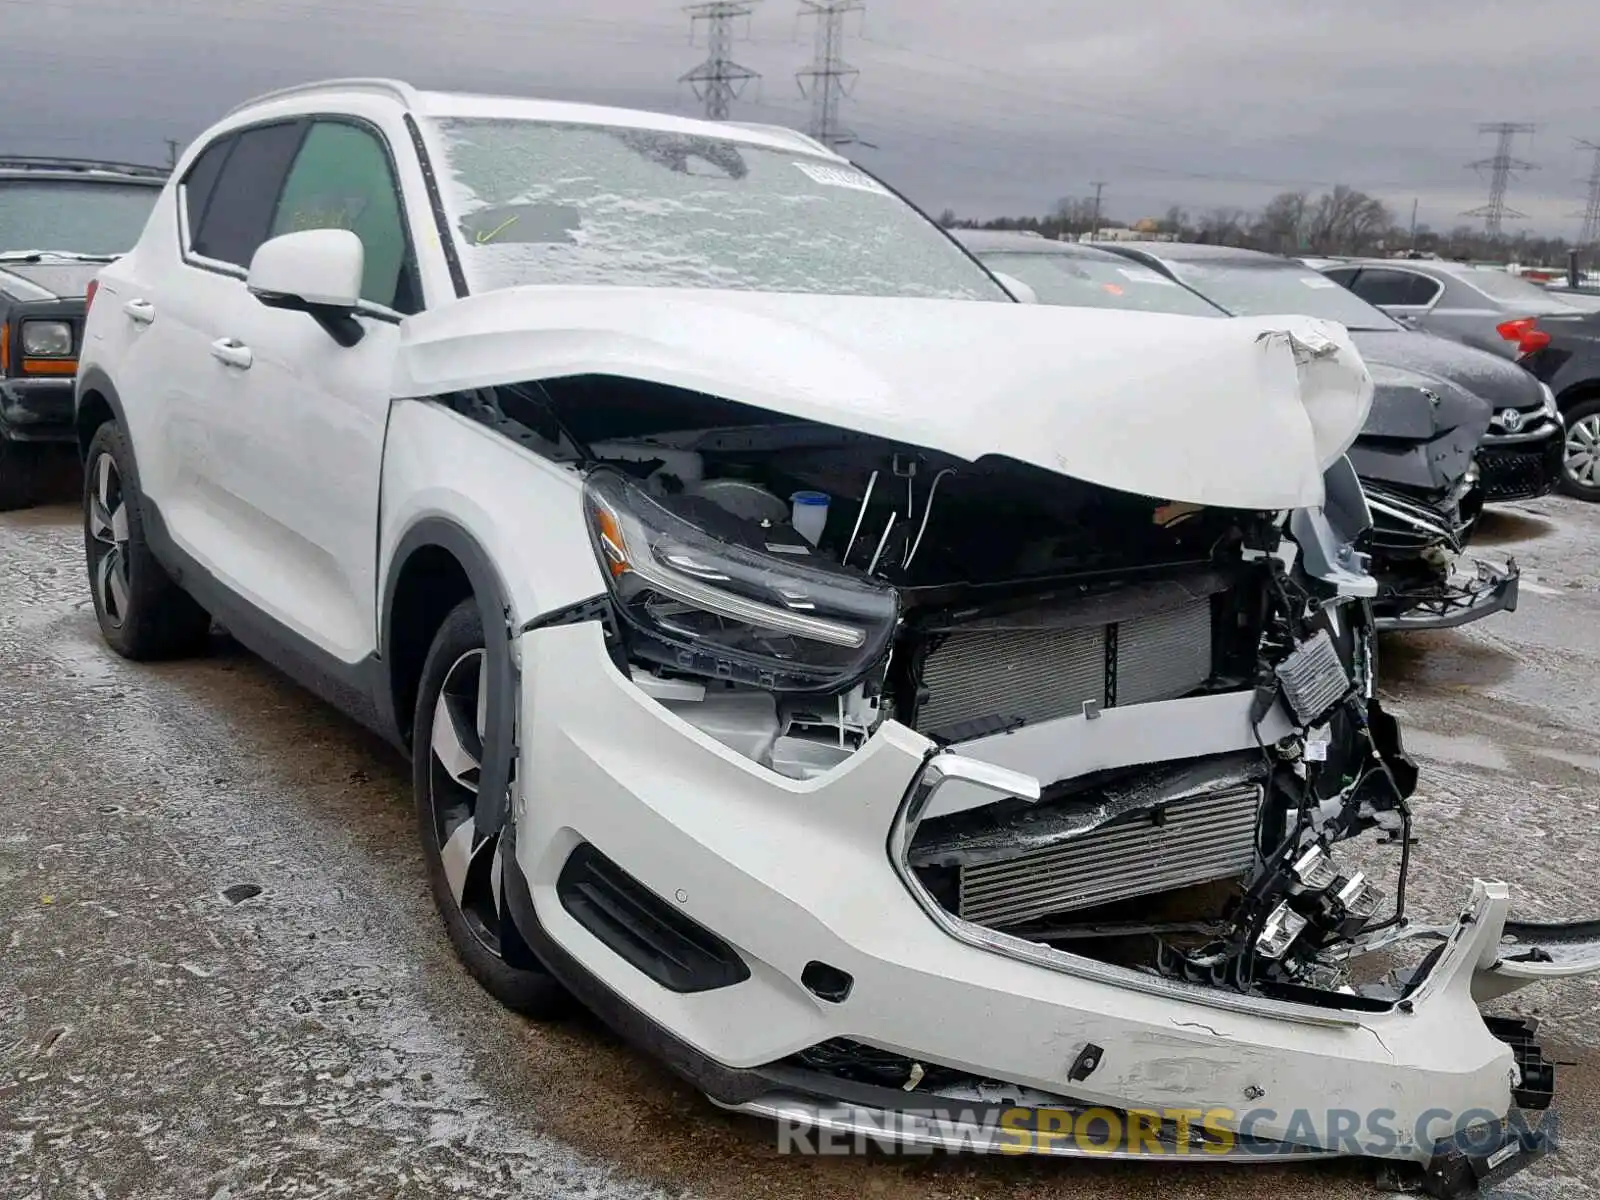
[796,0,864,149]
[1575,140,1600,248]
[1464,121,1538,239]
[679,1,761,121]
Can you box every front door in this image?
[207,118,423,664]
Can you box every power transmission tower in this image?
[1574,140,1600,247]
[165,139,181,170]
[796,0,864,149]
[1464,122,1538,239]
[680,1,762,121]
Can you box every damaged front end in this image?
[1349,368,1519,633]
[411,298,1595,1193]
[533,382,1560,1189]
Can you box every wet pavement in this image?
[3,488,1599,1200]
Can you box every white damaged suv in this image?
[74,79,1600,1191]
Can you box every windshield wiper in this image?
[0,250,117,263]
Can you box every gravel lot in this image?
[3,485,1598,1200]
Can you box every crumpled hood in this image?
[396,287,1373,511]
[0,261,102,300]
[1360,359,1492,442]
[1351,328,1544,412]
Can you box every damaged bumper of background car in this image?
[1373,555,1520,633]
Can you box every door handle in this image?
[210,338,253,370]
[123,299,155,325]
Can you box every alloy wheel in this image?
[87,452,132,627]
[1567,414,1600,490]
[428,648,506,956]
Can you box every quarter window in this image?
[269,121,415,312]
[191,121,307,269]
[179,136,233,245]
[1348,268,1440,308]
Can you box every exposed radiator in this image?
[957,785,1261,927]
[915,595,1214,737]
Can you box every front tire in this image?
[1560,397,1600,501]
[413,598,569,1018]
[82,422,212,659]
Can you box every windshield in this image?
[0,181,159,256]
[979,250,1222,317]
[1165,259,1400,331]
[430,117,1009,301]
[1458,267,1576,309]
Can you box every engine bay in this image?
[450,374,1422,1004]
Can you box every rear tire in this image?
[1559,397,1600,502]
[82,422,212,659]
[413,598,570,1019]
[0,437,40,511]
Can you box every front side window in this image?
[191,121,306,269]
[269,121,414,312]
[1167,260,1401,331]
[979,251,1223,317]
[428,117,1008,301]
[0,181,160,257]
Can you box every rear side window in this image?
[192,121,306,269]
[269,120,415,312]
[180,136,233,243]
[1349,268,1440,308]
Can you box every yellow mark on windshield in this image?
[474,214,520,245]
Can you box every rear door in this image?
[1339,267,1442,329]
[204,117,420,662]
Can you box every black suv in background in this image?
[1,157,166,509]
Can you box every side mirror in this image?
[992,271,1039,305]
[247,229,366,347]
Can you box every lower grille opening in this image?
[557,843,750,993]
[957,785,1262,927]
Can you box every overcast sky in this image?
[6,0,1598,236]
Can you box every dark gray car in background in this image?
[1320,257,1579,360]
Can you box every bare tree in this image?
[1197,207,1248,246]
[1305,185,1392,256]
[1254,191,1310,254]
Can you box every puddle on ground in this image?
[1472,508,1559,547]
[1378,629,1519,690]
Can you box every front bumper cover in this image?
[0,376,76,442]
[505,620,1590,1181]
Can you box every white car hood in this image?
[395,287,1373,510]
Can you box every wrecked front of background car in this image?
[1351,361,1519,633]
[384,287,1600,1197]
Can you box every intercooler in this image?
[913,589,1217,738]
[956,785,1262,927]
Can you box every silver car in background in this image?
[1320,258,1578,359]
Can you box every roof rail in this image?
[226,77,420,118]
[721,122,838,157]
[0,155,168,179]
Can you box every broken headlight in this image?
[583,468,898,691]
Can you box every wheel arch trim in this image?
[382,516,518,834]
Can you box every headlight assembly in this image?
[583,468,898,691]
[21,320,73,357]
